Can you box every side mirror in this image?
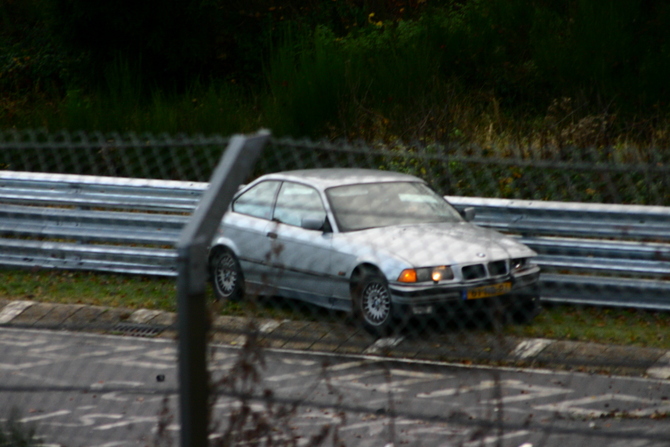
[460,207,476,222]
[301,217,325,231]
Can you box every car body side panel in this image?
[218,213,276,292]
[270,222,335,300]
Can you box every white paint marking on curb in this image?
[647,367,670,380]
[511,338,553,359]
[232,319,283,346]
[129,309,164,324]
[646,351,670,379]
[0,301,34,324]
[364,336,405,354]
[259,320,282,333]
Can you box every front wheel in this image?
[354,272,394,336]
[210,248,244,301]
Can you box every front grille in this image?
[488,260,508,276]
[462,263,486,280]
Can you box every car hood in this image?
[341,222,535,267]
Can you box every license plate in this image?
[466,282,512,300]
[412,305,434,315]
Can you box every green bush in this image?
[3,0,670,147]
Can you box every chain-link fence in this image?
[1,130,670,447]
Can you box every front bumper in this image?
[388,266,540,317]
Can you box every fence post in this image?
[175,130,269,447]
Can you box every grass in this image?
[506,304,670,350]
[0,269,178,311]
[2,269,670,350]
[0,269,319,321]
[29,77,257,136]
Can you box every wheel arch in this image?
[208,237,241,263]
[349,262,384,294]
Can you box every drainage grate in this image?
[112,322,163,337]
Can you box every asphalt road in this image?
[1,327,669,447]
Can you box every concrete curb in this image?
[0,299,668,380]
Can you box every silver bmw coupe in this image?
[209,168,540,334]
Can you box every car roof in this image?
[258,168,424,190]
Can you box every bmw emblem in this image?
[476,252,486,258]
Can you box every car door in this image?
[269,181,334,306]
[224,180,281,292]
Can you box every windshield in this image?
[326,181,463,232]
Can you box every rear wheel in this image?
[354,271,394,336]
[210,248,244,301]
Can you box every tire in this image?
[354,271,394,336]
[210,248,244,301]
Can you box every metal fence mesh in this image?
[1,130,670,446]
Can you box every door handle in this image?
[266,231,278,239]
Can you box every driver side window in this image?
[273,182,326,228]
[232,181,280,220]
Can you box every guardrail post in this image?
[175,130,269,447]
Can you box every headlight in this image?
[511,257,531,272]
[398,266,454,283]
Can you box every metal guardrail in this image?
[2,170,670,310]
[0,170,206,276]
